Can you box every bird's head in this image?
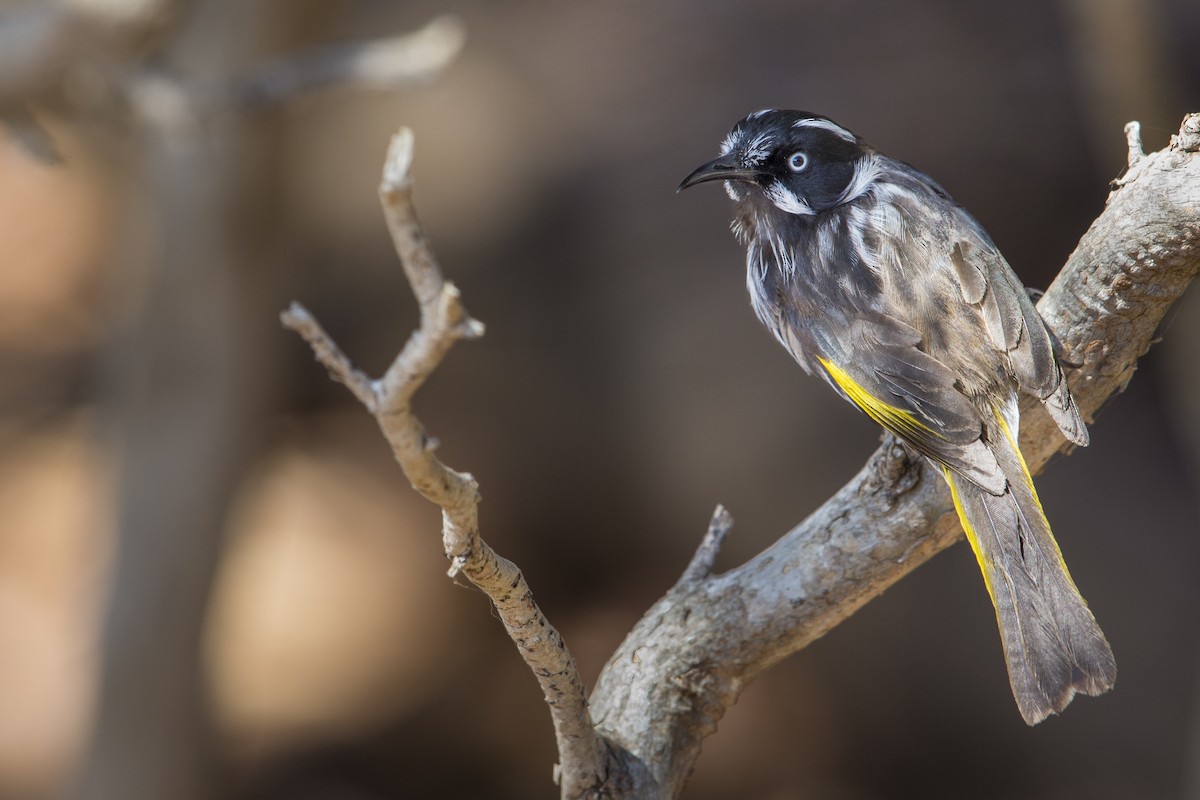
[679,109,878,216]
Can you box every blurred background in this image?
[1,1,1198,798]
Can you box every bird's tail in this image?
[941,410,1116,725]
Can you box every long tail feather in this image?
[941,417,1115,724]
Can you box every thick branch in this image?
[588,114,1200,798]
[283,129,607,800]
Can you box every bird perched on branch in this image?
[679,109,1115,724]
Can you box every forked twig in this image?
[282,129,608,799]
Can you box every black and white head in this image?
[679,110,881,217]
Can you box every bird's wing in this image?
[951,225,1089,447]
[804,312,1007,496]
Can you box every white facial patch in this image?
[764,181,815,216]
[720,128,774,169]
[740,132,774,167]
[719,129,740,156]
[837,154,882,205]
[793,117,856,143]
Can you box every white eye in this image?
[787,151,809,172]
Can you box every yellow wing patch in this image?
[816,356,936,440]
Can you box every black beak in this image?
[677,154,761,192]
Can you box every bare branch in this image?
[284,129,607,800]
[279,303,377,410]
[0,9,462,159]
[1125,120,1144,168]
[234,15,466,107]
[676,505,734,587]
[0,105,62,163]
[588,113,1200,798]
[0,0,188,102]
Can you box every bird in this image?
[678,109,1115,725]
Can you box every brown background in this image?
[1,1,1198,798]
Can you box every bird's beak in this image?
[677,154,761,192]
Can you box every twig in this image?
[0,105,62,163]
[0,8,463,154]
[284,129,607,800]
[234,15,466,107]
[1125,120,1144,168]
[677,505,733,586]
[280,303,376,410]
[0,0,189,102]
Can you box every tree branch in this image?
[0,1,186,102]
[676,505,734,588]
[282,129,608,799]
[0,9,464,162]
[233,15,465,107]
[586,113,1200,798]
[288,114,1198,799]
